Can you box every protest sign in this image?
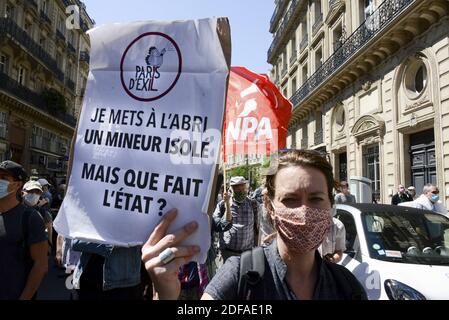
[54,18,231,262]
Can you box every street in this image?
[37,255,72,300]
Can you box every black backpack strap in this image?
[237,246,265,300]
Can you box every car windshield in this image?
[362,210,449,266]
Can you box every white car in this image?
[335,203,449,300]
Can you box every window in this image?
[301,16,308,38]
[316,110,323,131]
[404,59,428,99]
[57,16,66,34]
[0,112,8,139]
[0,54,9,74]
[315,47,323,71]
[42,0,48,13]
[39,34,46,49]
[24,21,33,37]
[335,104,345,132]
[363,144,380,203]
[333,24,343,52]
[291,35,296,57]
[335,210,361,261]
[67,63,72,80]
[302,63,308,84]
[360,0,375,22]
[291,76,297,93]
[18,67,26,85]
[56,52,62,69]
[5,3,14,19]
[283,51,287,71]
[35,78,43,92]
[314,0,322,23]
[303,122,308,138]
[68,31,75,46]
[361,210,449,265]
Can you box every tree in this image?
[227,164,263,191]
[42,88,67,115]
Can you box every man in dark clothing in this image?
[391,184,413,205]
[0,161,48,300]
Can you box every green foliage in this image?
[228,165,263,190]
[42,88,67,114]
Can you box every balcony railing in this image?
[0,72,76,127]
[312,13,323,35]
[56,29,66,42]
[290,0,414,108]
[299,35,308,53]
[268,0,303,62]
[40,11,51,25]
[269,0,287,33]
[290,50,297,65]
[80,51,90,63]
[66,78,75,92]
[0,18,64,82]
[314,130,323,145]
[301,137,308,149]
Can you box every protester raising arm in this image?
[211,192,233,232]
[142,209,200,300]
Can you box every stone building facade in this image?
[268,0,449,204]
[0,0,93,180]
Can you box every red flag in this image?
[223,66,292,161]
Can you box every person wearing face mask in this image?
[141,150,367,300]
[391,184,413,205]
[211,176,259,263]
[400,184,448,216]
[0,161,48,300]
[22,180,53,250]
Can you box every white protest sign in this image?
[54,18,230,263]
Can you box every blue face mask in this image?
[0,179,10,199]
[431,194,439,203]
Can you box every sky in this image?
[82,0,274,74]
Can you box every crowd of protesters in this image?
[1,150,448,300]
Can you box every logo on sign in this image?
[120,32,182,102]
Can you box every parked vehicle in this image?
[335,203,449,300]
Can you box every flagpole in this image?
[222,144,227,194]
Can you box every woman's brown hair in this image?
[264,149,337,205]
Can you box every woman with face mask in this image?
[142,150,367,300]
